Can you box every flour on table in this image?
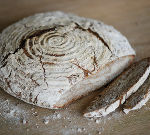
[43,112,62,124]
[0,97,29,124]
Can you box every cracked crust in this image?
[0,11,135,109]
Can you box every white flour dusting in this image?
[43,118,49,124]
[43,112,62,124]
[0,97,29,124]
[0,91,123,135]
[22,118,27,124]
[77,127,82,132]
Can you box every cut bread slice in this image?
[84,57,150,117]
[123,74,150,114]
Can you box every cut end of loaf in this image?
[52,55,135,109]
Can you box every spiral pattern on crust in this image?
[14,22,111,88]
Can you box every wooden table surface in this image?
[0,0,150,135]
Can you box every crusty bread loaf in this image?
[84,58,150,117]
[123,73,150,114]
[0,11,135,109]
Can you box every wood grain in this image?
[0,0,150,135]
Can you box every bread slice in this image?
[123,74,150,114]
[0,11,135,109]
[84,58,150,117]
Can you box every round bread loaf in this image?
[0,11,135,109]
